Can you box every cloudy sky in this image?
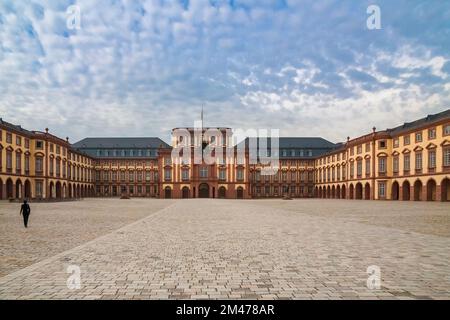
[1,0,449,144]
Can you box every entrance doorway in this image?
[236,187,244,199]
[182,187,190,199]
[199,183,209,198]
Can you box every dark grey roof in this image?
[241,137,336,149]
[239,137,336,158]
[387,109,450,136]
[72,137,170,149]
[0,118,33,135]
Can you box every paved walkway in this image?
[0,199,449,299]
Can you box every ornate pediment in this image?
[440,139,450,147]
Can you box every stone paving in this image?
[0,199,449,300]
[0,199,174,277]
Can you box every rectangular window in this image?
[393,138,399,148]
[444,124,450,136]
[6,133,12,144]
[404,154,410,171]
[129,171,134,182]
[237,168,244,181]
[403,135,410,146]
[393,156,399,173]
[428,150,436,168]
[378,181,386,198]
[415,132,422,143]
[182,169,189,181]
[49,159,54,175]
[55,159,60,177]
[6,151,12,171]
[25,155,30,173]
[357,145,362,154]
[365,143,371,152]
[16,136,22,146]
[35,157,43,173]
[164,169,171,181]
[444,147,450,167]
[365,158,370,176]
[16,153,21,172]
[378,157,386,173]
[378,140,386,149]
[357,160,362,176]
[219,169,226,181]
[200,167,208,178]
[415,152,422,171]
[350,162,354,178]
[428,128,436,140]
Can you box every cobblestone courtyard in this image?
[0,199,449,300]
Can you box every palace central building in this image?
[1,109,449,201]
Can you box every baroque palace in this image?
[0,109,449,201]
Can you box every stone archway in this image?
[355,183,363,200]
[441,178,450,202]
[336,185,341,199]
[364,183,371,200]
[218,186,226,199]
[341,185,346,199]
[49,181,55,198]
[0,178,3,200]
[236,187,244,199]
[413,180,423,201]
[24,180,32,199]
[164,186,172,199]
[56,181,62,199]
[331,186,336,198]
[199,183,209,198]
[349,184,354,199]
[402,180,411,201]
[16,179,23,199]
[182,186,190,199]
[426,179,437,201]
[391,181,399,200]
[6,179,13,199]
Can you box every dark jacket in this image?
[20,203,30,215]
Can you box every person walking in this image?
[20,200,31,228]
